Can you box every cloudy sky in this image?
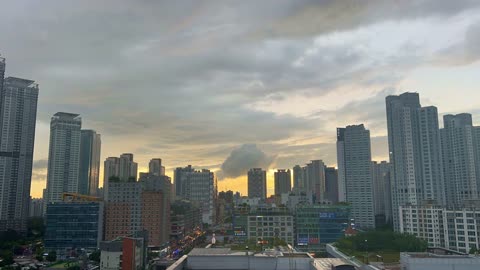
[1,0,480,198]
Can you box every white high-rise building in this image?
[386,93,445,231]
[292,165,306,193]
[274,169,291,196]
[441,113,480,207]
[149,158,165,176]
[45,113,81,209]
[0,72,39,232]
[400,204,480,254]
[337,124,375,229]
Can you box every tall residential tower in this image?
[0,72,39,232]
[337,124,375,229]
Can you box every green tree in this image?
[0,251,14,266]
[470,247,478,254]
[46,251,57,262]
[89,250,100,263]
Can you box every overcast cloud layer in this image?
[1,0,480,197]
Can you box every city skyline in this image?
[1,1,480,198]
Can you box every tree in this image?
[0,251,14,266]
[470,247,478,254]
[46,251,57,262]
[89,250,100,263]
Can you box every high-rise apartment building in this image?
[29,198,44,217]
[292,165,306,193]
[386,93,445,231]
[248,168,267,199]
[103,154,138,201]
[325,167,339,204]
[274,169,291,195]
[372,161,392,226]
[441,113,480,206]
[0,73,39,232]
[337,124,375,229]
[305,160,326,202]
[79,130,101,196]
[149,158,165,176]
[44,113,82,209]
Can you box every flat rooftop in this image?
[312,258,356,270]
[403,252,476,259]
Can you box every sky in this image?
[1,0,480,198]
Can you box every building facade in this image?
[174,165,195,199]
[386,93,445,231]
[400,204,480,254]
[45,113,82,209]
[103,154,138,201]
[295,204,350,251]
[44,201,104,257]
[372,161,392,226]
[337,124,375,229]
[248,168,267,199]
[325,167,339,204]
[293,165,306,193]
[0,73,39,232]
[246,207,294,245]
[79,129,101,196]
[274,169,291,196]
[305,160,326,203]
[441,113,480,207]
[100,237,145,270]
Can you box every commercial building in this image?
[274,169,291,195]
[295,204,350,251]
[100,236,145,270]
[386,93,445,231]
[149,158,165,176]
[79,129,101,196]
[171,200,201,239]
[0,72,39,232]
[325,167,339,204]
[337,124,375,229]
[44,112,82,209]
[44,196,104,257]
[175,168,216,225]
[400,204,480,254]
[174,165,195,199]
[248,168,267,199]
[246,206,294,245]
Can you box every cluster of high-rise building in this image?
[4,51,480,259]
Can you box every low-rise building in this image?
[247,206,294,245]
[400,204,480,254]
[295,204,350,251]
[44,197,104,257]
[400,252,480,270]
[100,236,145,270]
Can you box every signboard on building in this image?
[319,212,336,219]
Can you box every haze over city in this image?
[1,0,480,198]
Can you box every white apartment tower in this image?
[386,93,445,231]
[337,124,375,229]
[0,68,39,231]
[45,113,82,208]
[441,113,480,206]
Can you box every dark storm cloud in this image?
[220,144,275,179]
[1,0,479,179]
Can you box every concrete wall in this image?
[400,254,480,270]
